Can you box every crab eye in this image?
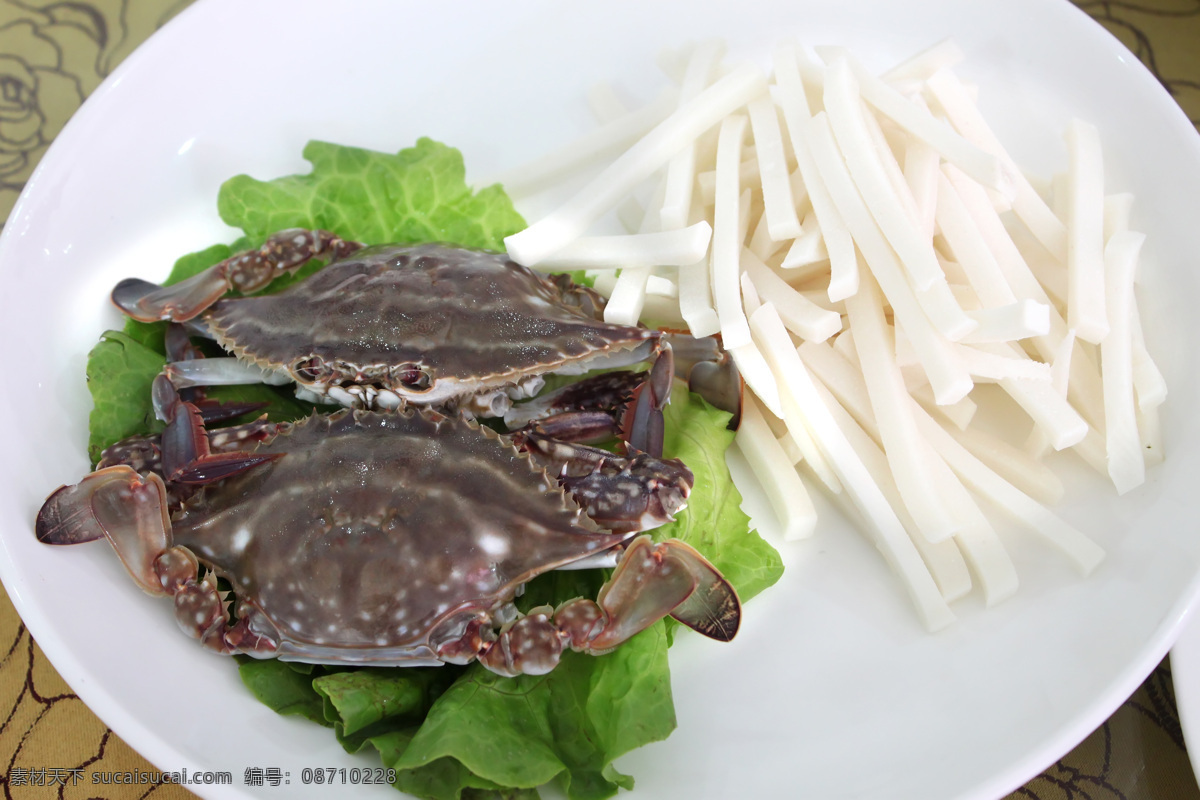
[391,363,432,393]
[292,356,330,383]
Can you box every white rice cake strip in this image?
[904,133,941,241]
[773,43,859,302]
[748,210,787,262]
[593,171,662,323]
[1065,118,1110,343]
[881,37,966,86]
[814,380,973,603]
[934,169,1018,307]
[735,395,818,540]
[1101,192,1167,413]
[743,249,842,342]
[615,195,645,234]
[799,287,846,315]
[801,338,1017,605]
[942,164,1107,428]
[638,293,687,326]
[823,56,943,291]
[916,410,1105,575]
[729,340,783,419]
[645,272,678,297]
[1104,192,1135,243]
[954,343,1052,382]
[537,221,713,271]
[827,48,1014,196]
[960,300,1051,343]
[751,303,954,631]
[931,459,1019,607]
[1071,424,1109,476]
[740,270,763,317]
[846,274,960,542]
[924,68,1068,263]
[1130,301,1167,411]
[944,422,1065,507]
[1101,230,1147,494]
[711,114,752,347]
[604,268,653,326]
[858,91,925,232]
[696,158,761,205]
[660,40,725,230]
[755,403,807,466]
[996,375,1089,451]
[806,112,974,402]
[739,317,840,492]
[912,384,977,431]
[780,227,829,270]
[505,63,767,265]
[485,90,678,198]
[941,164,1062,345]
[678,194,722,337]
[747,95,804,240]
[1138,402,1164,468]
[812,109,975,341]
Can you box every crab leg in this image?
[662,331,744,423]
[153,374,283,485]
[503,370,647,431]
[36,466,281,656]
[514,428,693,534]
[507,342,676,457]
[161,324,272,424]
[112,229,363,323]
[620,341,675,457]
[470,535,740,677]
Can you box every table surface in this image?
[0,0,1197,798]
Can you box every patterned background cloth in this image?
[0,1,1197,798]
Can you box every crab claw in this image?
[151,373,282,485]
[587,536,740,646]
[621,341,675,458]
[474,536,740,676]
[112,273,232,324]
[34,465,281,656]
[36,466,173,595]
[161,399,282,484]
[661,331,744,424]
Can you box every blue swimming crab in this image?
[34,234,742,675]
[110,230,736,453]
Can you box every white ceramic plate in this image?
[2,1,1199,798]
[1169,612,1200,786]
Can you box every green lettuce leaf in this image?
[218,138,525,251]
[654,384,784,603]
[86,330,166,463]
[237,659,330,727]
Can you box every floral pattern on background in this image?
[0,0,188,214]
[0,0,1198,798]
[1075,0,1200,129]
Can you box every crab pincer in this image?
[152,374,282,485]
[473,536,740,677]
[36,466,279,655]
